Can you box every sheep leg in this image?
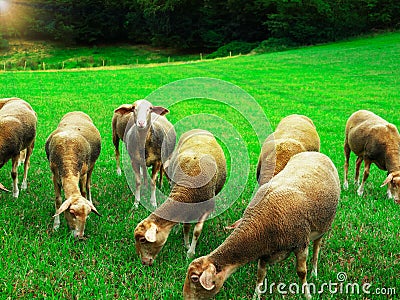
[253,258,267,300]
[183,223,191,249]
[132,162,141,208]
[21,143,33,190]
[311,237,323,277]
[357,159,371,196]
[187,212,210,259]
[295,247,311,300]
[11,156,19,198]
[113,135,122,176]
[354,156,363,186]
[80,173,88,199]
[150,162,161,207]
[343,142,351,189]
[158,166,164,188]
[53,175,62,230]
[86,167,94,203]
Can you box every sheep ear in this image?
[151,106,169,116]
[381,173,393,187]
[0,182,10,192]
[114,104,134,115]
[89,202,101,217]
[199,263,216,291]
[53,198,73,217]
[144,222,158,242]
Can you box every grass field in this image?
[0,32,399,299]
[1,39,200,70]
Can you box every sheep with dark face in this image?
[0,98,37,197]
[184,152,340,300]
[344,110,400,203]
[114,100,176,208]
[112,104,133,176]
[45,111,101,239]
[134,129,227,266]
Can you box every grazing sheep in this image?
[112,104,133,176]
[45,111,101,239]
[0,98,37,197]
[184,152,340,300]
[344,110,400,203]
[114,100,176,208]
[257,114,320,185]
[134,129,227,266]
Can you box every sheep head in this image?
[134,219,173,266]
[184,256,234,300]
[114,100,169,130]
[381,171,400,203]
[53,195,100,239]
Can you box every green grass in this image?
[0,32,399,299]
[1,39,201,70]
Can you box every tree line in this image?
[1,0,399,50]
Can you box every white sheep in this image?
[184,152,340,300]
[344,109,400,203]
[45,111,101,239]
[114,100,176,208]
[0,98,37,197]
[134,129,227,266]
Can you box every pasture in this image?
[0,32,399,299]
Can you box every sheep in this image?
[227,114,320,230]
[257,114,320,186]
[344,110,400,203]
[134,129,227,266]
[114,100,176,208]
[112,104,133,176]
[45,111,101,239]
[0,98,37,198]
[184,151,340,300]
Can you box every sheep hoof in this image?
[343,181,348,190]
[187,249,195,259]
[21,181,28,190]
[311,269,318,278]
[116,168,122,176]
[134,202,139,209]
[53,223,60,231]
[252,292,261,300]
[357,188,364,196]
[12,189,19,198]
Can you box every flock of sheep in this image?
[0,97,399,299]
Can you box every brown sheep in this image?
[112,104,133,176]
[184,152,340,300]
[344,110,400,203]
[134,129,227,266]
[45,111,101,239]
[257,114,320,185]
[0,98,37,197]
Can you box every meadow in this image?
[1,40,200,70]
[0,32,399,299]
